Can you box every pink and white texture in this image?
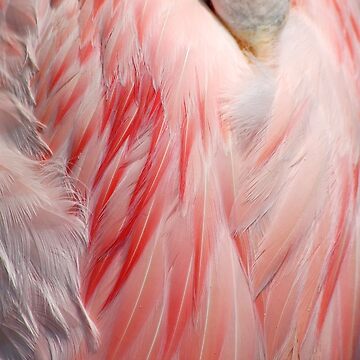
[0,0,359,359]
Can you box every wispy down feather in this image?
[0,1,97,359]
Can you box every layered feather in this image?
[26,0,360,359]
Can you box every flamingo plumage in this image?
[0,0,360,358]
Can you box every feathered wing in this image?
[33,0,261,358]
[228,2,360,358]
[0,1,97,359]
[29,0,360,359]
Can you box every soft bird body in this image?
[0,0,359,359]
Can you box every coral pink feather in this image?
[0,0,359,359]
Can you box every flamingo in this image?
[0,0,359,358]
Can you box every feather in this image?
[12,0,360,358]
[0,1,97,358]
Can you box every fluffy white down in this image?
[0,1,97,359]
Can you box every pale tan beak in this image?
[210,0,290,57]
